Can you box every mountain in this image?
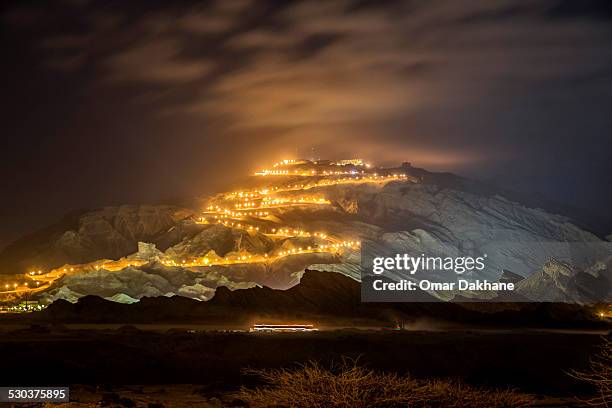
[36,269,605,329]
[0,205,196,274]
[39,269,368,323]
[2,160,611,305]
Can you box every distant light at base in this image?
[250,324,318,333]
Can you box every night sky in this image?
[2,0,612,249]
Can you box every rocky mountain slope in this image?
[515,258,611,302]
[0,205,196,274]
[1,161,610,304]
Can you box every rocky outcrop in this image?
[0,205,195,274]
[498,270,524,284]
[164,224,275,260]
[129,242,165,261]
[516,258,612,302]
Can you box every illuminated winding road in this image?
[4,159,405,297]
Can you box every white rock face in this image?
[105,293,139,304]
[323,181,611,302]
[130,242,165,261]
[515,257,612,302]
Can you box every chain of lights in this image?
[10,160,404,297]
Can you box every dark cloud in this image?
[1,0,612,248]
[292,32,343,60]
[453,3,545,25]
[547,0,612,20]
[106,38,214,83]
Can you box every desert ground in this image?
[0,324,608,407]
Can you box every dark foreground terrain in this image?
[0,269,609,406]
[0,325,608,407]
[1,271,609,406]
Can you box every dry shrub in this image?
[570,336,612,406]
[235,359,534,407]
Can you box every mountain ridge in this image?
[31,269,607,329]
[1,161,610,305]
